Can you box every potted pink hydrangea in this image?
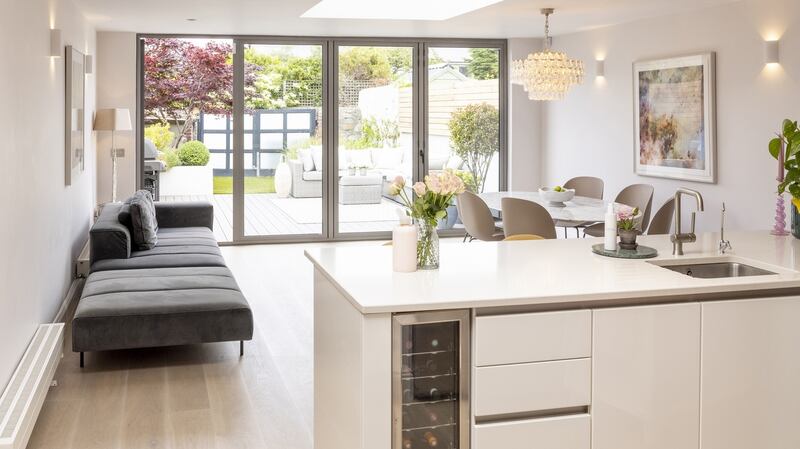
[389,170,466,269]
[616,205,641,250]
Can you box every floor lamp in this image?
[94,108,132,202]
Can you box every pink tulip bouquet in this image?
[616,205,641,231]
[389,170,466,269]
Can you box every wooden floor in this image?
[26,242,349,449]
[162,194,398,242]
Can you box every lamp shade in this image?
[94,108,132,131]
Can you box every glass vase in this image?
[416,220,440,270]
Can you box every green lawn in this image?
[213,176,276,194]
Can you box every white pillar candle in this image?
[393,224,417,273]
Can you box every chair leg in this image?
[80,352,84,368]
[463,233,469,243]
[240,341,244,357]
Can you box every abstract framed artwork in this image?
[65,45,86,186]
[633,53,716,183]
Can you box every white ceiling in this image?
[74,0,740,38]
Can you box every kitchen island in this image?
[306,231,800,449]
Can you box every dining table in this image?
[477,191,626,224]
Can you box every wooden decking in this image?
[161,194,398,241]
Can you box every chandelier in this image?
[512,8,584,101]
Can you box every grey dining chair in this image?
[646,198,676,235]
[584,184,654,237]
[457,191,504,242]
[555,176,604,238]
[501,197,557,240]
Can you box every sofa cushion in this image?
[303,170,323,181]
[311,146,323,171]
[129,190,159,250]
[299,148,315,172]
[91,227,224,272]
[372,148,404,169]
[72,266,253,352]
[348,149,373,168]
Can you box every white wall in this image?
[96,31,137,203]
[508,38,544,191]
[542,0,800,232]
[0,0,96,390]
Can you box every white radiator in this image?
[0,324,64,449]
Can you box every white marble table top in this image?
[478,191,627,223]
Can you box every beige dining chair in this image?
[555,176,605,238]
[584,184,654,237]
[501,197,557,240]
[457,191,504,242]
[646,198,675,235]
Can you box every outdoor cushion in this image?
[303,170,323,181]
[311,147,323,171]
[372,148,404,169]
[348,149,373,168]
[340,174,382,186]
[72,266,253,352]
[129,190,159,250]
[299,149,315,172]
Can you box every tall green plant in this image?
[771,119,800,202]
[448,103,499,193]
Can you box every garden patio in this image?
[161,193,406,241]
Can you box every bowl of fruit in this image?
[538,185,575,207]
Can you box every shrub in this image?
[448,103,499,193]
[159,148,182,171]
[177,140,210,166]
[144,123,175,151]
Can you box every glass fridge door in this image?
[393,310,470,449]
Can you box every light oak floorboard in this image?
[28,240,393,449]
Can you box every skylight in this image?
[301,0,503,21]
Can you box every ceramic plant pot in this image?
[618,228,638,250]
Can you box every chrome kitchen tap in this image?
[719,202,732,254]
[671,188,705,256]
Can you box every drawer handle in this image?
[474,406,589,425]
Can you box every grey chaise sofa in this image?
[72,201,253,367]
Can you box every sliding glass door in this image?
[140,36,505,244]
[335,43,417,236]
[237,42,326,240]
[425,45,503,195]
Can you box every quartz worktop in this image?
[304,231,800,314]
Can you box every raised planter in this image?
[159,165,213,196]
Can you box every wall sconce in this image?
[49,29,62,57]
[85,54,93,74]
[595,59,605,78]
[765,40,779,65]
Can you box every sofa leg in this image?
[240,341,244,357]
[80,352,84,368]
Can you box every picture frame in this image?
[65,45,86,186]
[633,52,716,183]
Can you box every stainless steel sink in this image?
[659,262,776,279]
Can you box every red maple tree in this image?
[144,38,253,147]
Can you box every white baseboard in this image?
[52,278,83,324]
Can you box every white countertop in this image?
[304,231,800,314]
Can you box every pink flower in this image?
[425,174,442,194]
[393,175,405,188]
[413,182,427,196]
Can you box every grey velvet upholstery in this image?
[128,190,159,250]
[72,267,253,352]
[155,201,214,229]
[91,227,225,272]
[90,203,132,264]
[78,199,251,359]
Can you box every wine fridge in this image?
[392,310,470,449]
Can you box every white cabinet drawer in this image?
[474,414,590,449]
[474,358,591,417]
[475,310,591,366]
